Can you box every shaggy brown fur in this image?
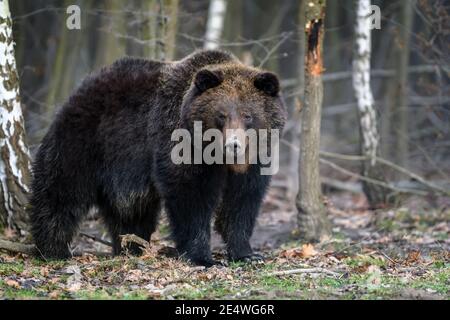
[29,50,286,266]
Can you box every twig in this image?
[79,232,113,247]
[258,32,293,68]
[281,140,430,196]
[320,150,450,196]
[269,268,340,277]
[375,157,450,196]
[162,266,206,286]
[120,234,150,249]
[319,158,427,196]
[0,239,37,255]
[378,250,399,266]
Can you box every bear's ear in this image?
[194,69,223,94]
[254,72,280,97]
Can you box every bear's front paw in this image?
[232,253,265,264]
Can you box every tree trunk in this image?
[204,0,227,50]
[0,0,31,230]
[288,0,305,201]
[94,0,126,68]
[223,0,244,59]
[153,0,179,61]
[393,0,414,168]
[352,0,388,206]
[296,0,331,241]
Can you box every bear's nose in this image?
[225,136,242,154]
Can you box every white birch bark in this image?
[0,0,31,228]
[353,0,378,165]
[204,0,227,50]
[352,0,386,205]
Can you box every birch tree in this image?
[0,0,31,230]
[204,0,227,50]
[352,0,387,206]
[296,0,331,241]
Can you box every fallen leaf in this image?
[40,267,49,277]
[279,244,318,259]
[406,251,421,265]
[49,291,61,299]
[301,244,318,258]
[6,279,20,288]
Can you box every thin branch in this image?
[319,158,427,196]
[320,150,450,196]
[258,32,293,68]
[281,139,427,195]
[375,157,450,196]
[269,268,340,277]
[79,232,113,247]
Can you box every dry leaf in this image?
[406,251,421,265]
[6,279,20,288]
[279,244,318,259]
[301,244,318,258]
[40,267,49,277]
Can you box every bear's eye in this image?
[216,113,227,124]
[243,114,253,124]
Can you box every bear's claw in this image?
[232,253,265,264]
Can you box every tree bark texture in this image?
[352,0,388,206]
[0,0,31,230]
[296,0,331,241]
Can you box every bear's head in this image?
[180,63,287,173]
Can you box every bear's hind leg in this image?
[102,196,160,256]
[30,197,89,259]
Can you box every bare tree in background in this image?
[204,0,227,49]
[296,0,331,241]
[155,0,179,61]
[288,0,306,200]
[0,0,31,230]
[352,0,387,206]
[393,0,414,168]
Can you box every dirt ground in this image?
[0,186,449,300]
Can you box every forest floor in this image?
[0,190,449,300]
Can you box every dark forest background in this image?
[10,0,449,203]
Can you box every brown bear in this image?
[29,50,286,266]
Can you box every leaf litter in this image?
[0,190,448,299]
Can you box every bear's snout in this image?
[225,135,243,155]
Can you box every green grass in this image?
[1,246,448,300]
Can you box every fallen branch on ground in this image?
[120,234,150,249]
[0,239,111,257]
[80,232,113,247]
[0,239,36,255]
[269,268,340,277]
